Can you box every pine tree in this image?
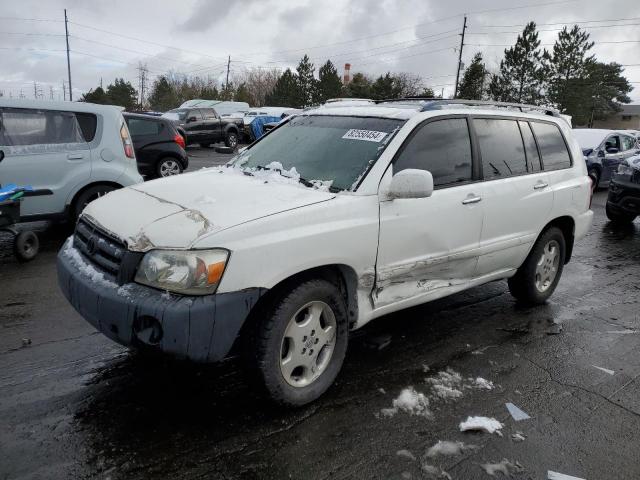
[371,72,399,100]
[317,60,343,103]
[80,86,109,104]
[295,55,318,107]
[489,22,544,104]
[147,76,178,111]
[543,25,595,113]
[234,82,255,105]
[344,72,373,99]
[106,78,137,111]
[457,52,487,100]
[265,69,300,107]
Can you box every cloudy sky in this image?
[0,0,638,102]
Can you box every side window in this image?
[604,135,620,152]
[474,118,527,179]
[0,108,84,146]
[74,112,97,142]
[202,109,217,120]
[530,122,572,171]
[188,109,203,121]
[519,121,542,172]
[621,135,636,151]
[394,118,473,187]
[127,118,161,136]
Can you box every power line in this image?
[0,16,62,22]
[0,31,65,37]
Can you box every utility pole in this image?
[62,80,67,101]
[50,86,54,100]
[64,9,72,101]
[225,55,231,91]
[453,15,467,99]
[137,62,148,109]
[33,81,43,99]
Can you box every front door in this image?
[375,117,484,310]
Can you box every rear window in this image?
[75,112,97,142]
[0,108,85,146]
[127,118,162,136]
[474,118,527,179]
[531,122,572,171]
[519,121,542,172]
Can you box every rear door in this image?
[601,134,625,182]
[126,116,164,172]
[0,107,91,217]
[473,117,553,276]
[202,108,222,142]
[184,109,204,142]
[375,117,484,310]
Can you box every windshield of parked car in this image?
[230,115,404,191]
[162,109,187,121]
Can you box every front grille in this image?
[74,218,143,285]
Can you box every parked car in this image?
[0,99,143,221]
[179,100,250,117]
[58,99,592,406]
[606,154,640,224]
[161,107,242,149]
[242,107,296,142]
[262,109,302,135]
[123,113,188,179]
[572,128,640,189]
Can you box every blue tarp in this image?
[0,184,33,202]
[250,116,282,140]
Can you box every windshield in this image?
[162,109,187,121]
[230,115,404,191]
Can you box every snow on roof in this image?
[303,104,420,120]
[0,98,125,114]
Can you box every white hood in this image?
[82,167,335,251]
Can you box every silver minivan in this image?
[0,99,143,221]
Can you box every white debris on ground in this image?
[592,365,615,375]
[459,416,504,435]
[511,432,526,442]
[426,440,477,457]
[547,471,586,480]
[381,387,432,418]
[475,377,495,390]
[396,449,416,461]
[505,402,531,421]
[481,459,523,476]
[425,369,495,401]
[378,388,386,395]
[421,463,453,479]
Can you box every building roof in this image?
[621,104,640,115]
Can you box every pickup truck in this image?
[162,107,242,149]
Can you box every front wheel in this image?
[14,231,39,262]
[606,204,637,224]
[156,158,183,178]
[73,185,116,220]
[225,132,238,149]
[508,227,566,305]
[246,279,349,406]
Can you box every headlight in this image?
[618,163,634,176]
[135,249,229,295]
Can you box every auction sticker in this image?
[342,129,388,142]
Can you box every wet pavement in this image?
[1,191,639,480]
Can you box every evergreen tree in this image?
[317,60,343,103]
[420,87,436,98]
[200,84,220,100]
[147,76,178,111]
[220,82,235,101]
[457,52,487,100]
[80,86,109,104]
[295,55,318,107]
[489,22,544,104]
[265,68,300,107]
[543,25,595,113]
[106,78,137,111]
[234,82,255,105]
[371,72,400,100]
[344,72,373,99]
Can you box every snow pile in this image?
[474,377,494,390]
[396,449,416,461]
[511,432,526,442]
[426,440,477,457]
[459,416,504,435]
[481,459,523,476]
[425,369,494,400]
[381,387,432,418]
[63,237,116,288]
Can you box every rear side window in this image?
[519,121,541,172]
[621,135,637,151]
[75,112,97,142]
[188,109,203,121]
[394,118,473,187]
[531,122,572,170]
[202,109,217,120]
[474,118,527,179]
[127,118,162,136]
[0,108,85,146]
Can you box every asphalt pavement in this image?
[1,173,639,479]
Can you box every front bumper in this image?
[608,177,640,215]
[57,241,266,362]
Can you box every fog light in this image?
[133,315,163,345]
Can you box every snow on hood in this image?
[81,167,335,251]
[622,154,640,171]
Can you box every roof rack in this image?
[375,97,561,117]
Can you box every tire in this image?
[588,167,600,191]
[156,157,184,178]
[606,203,637,224]
[246,279,349,406]
[508,227,566,305]
[14,231,39,262]
[73,185,116,220]
[225,131,238,149]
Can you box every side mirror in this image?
[606,146,619,154]
[187,116,197,123]
[389,169,434,199]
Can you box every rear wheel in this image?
[246,279,348,406]
[73,185,116,220]
[14,231,39,262]
[508,227,566,305]
[225,131,238,149]
[606,203,637,224]
[156,158,183,178]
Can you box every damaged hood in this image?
[82,167,336,251]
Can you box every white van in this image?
[0,99,143,220]
[57,100,593,406]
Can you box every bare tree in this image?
[234,67,281,106]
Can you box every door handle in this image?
[534,182,548,190]
[462,195,482,205]
[67,153,84,160]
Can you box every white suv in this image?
[57,100,593,405]
[0,99,143,221]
